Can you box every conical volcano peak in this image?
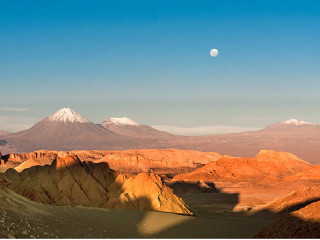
[102,117,140,126]
[280,119,314,126]
[47,108,90,123]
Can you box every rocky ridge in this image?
[173,150,312,182]
[0,153,192,215]
[3,149,222,174]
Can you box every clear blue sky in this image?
[0,0,319,133]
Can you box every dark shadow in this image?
[0,140,7,146]
[151,180,320,238]
[256,213,320,238]
[0,152,9,164]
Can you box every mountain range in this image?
[1,108,320,164]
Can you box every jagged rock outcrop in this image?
[0,150,60,172]
[173,150,311,182]
[0,154,192,215]
[7,150,59,164]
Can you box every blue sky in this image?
[0,0,319,133]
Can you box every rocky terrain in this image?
[0,145,319,237]
[1,149,221,174]
[0,150,59,172]
[284,163,320,181]
[173,150,311,182]
[0,153,192,215]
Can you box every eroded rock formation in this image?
[6,149,221,174]
[173,150,312,182]
[0,154,192,215]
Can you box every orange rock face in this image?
[0,154,192,215]
[284,163,320,181]
[173,150,312,182]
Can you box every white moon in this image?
[210,49,218,57]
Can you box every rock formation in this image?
[173,150,311,182]
[8,149,221,174]
[0,154,192,215]
[257,200,320,238]
[260,186,320,213]
[284,163,320,181]
[92,149,221,174]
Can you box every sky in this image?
[0,0,319,134]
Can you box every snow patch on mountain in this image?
[103,117,140,126]
[280,119,314,126]
[48,108,90,123]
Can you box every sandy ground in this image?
[0,204,276,238]
[0,187,278,238]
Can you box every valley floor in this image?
[1,181,310,238]
[0,196,277,238]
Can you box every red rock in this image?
[174,150,311,182]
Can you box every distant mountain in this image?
[170,119,320,164]
[2,114,320,164]
[100,117,172,139]
[261,119,319,133]
[1,108,138,152]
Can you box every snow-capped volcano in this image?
[280,119,315,126]
[262,118,318,132]
[100,117,171,139]
[2,108,128,152]
[102,117,140,126]
[48,108,90,123]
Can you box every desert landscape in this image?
[1,0,319,238]
[0,109,320,238]
[0,137,320,237]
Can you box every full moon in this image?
[210,48,218,57]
